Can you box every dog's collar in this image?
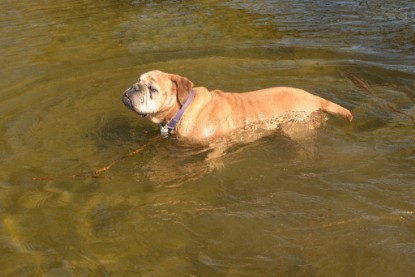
[160,89,195,136]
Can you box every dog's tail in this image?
[318,97,353,122]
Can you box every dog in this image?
[122,70,352,142]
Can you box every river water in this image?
[1,0,414,276]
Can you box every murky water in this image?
[1,0,414,275]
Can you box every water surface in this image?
[1,0,414,275]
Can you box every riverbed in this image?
[1,0,414,275]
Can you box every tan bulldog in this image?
[122,70,352,142]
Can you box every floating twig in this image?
[347,73,376,96]
[347,73,415,122]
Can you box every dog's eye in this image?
[149,86,158,94]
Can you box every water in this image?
[1,0,414,275]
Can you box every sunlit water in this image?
[1,0,414,275]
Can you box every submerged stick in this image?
[32,172,105,181]
[33,135,163,181]
[347,73,415,122]
[94,136,163,175]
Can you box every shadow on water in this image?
[91,119,325,189]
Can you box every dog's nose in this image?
[124,86,132,94]
[122,90,133,109]
[124,84,140,95]
[122,89,130,100]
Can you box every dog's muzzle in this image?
[122,89,134,110]
[122,86,148,117]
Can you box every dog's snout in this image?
[122,88,134,109]
[132,84,139,92]
[123,83,140,96]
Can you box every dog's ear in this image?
[171,74,194,106]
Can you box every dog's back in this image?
[177,86,352,141]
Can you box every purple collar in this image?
[160,89,195,136]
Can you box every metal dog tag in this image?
[160,125,170,137]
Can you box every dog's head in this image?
[122,70,194,124]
